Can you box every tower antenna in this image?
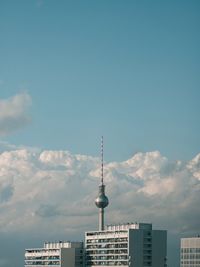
[101,136,104,185]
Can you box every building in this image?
[85,222,167,267]
[180,237,200,267]
[25,241,83,267]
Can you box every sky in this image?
[0,1,200,267]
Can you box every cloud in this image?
[0,148,199,234]
[0,92,32,136]
[0,146,199,266]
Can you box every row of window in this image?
[87,238,128,244]
[87,244,128,249]
[143,262,151,266]
[144,244,152,248]
[86,231,127,237]
[86,260,128,265]
[143,238,152,243]
[143,256,151,260]
[143,250,152,254]
[25,266,58,267]
[25,256,60,260]
[181,254,200,259]
[87,249,128,254]
[87,255,128,260]
[25,261,60,265]
[181,248,200,253]
[181,260,200,264]
[26,249,60,253]
[87,250,128,255]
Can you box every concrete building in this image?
[25,241,83,267]
[85,222,167,267]
[180,237,200,267]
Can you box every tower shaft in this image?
[99,208,104,231]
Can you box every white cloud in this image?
[0,92,32,136]
[0,147,199,237]
[187,154,200,180]
[0,146,199,266]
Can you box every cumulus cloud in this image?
[0,92,32,136]
[0,146,199,266]
[0,147,199,235]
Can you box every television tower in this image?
[95,136,109,231]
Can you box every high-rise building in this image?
[25,241,83,267]
[180,237,200,267]
[85,222,167,267]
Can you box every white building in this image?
[180,237,200,267]
[25,241,83,267]
[85,222,167,267]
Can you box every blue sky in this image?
[1,0,200,161]
[0,2,200,267]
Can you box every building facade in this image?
[181,237,200,267]
[25,241,83,267]
[85,222,167,267]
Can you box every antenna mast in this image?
[101,136,104,185]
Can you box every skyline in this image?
[0,1,200,267]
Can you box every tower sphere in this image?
[95,193,109,208]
